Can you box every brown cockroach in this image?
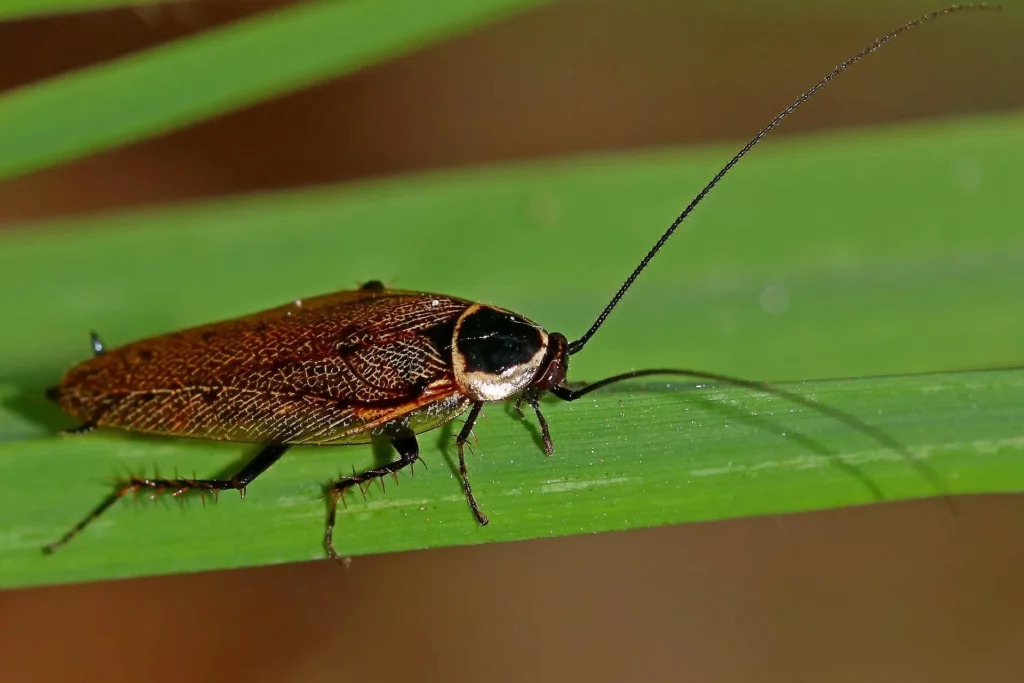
[45,6,991,561]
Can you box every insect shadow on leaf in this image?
[674,383,889,503]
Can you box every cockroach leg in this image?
[526,395,554,456]
[43,443,288,554]
[323,435,420,562]
[455,401,489,526]
[514,390,554,456]
[513,394,526,419]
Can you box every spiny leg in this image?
[323,435,420,563]
[43,443,288,554]
[456,401,489,526]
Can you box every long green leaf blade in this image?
[2,114,1021,386]
[1,368,1022,588]
[0,0,159,20]
[0,113,1021,587]
[0,0,547,181]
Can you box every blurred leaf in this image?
[3,113,1022,387]
[0,0,548,180]
[0,0,160,20]
[0,112,1021,587]
[1,0,1016,22]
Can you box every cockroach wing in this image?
[54,289,475,445]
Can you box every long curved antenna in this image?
[568,4,999,356]
[549,368,955,511]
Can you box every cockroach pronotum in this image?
[44,5,994,561]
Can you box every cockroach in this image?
[44,5,992,561]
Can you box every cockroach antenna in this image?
[568,4,1000,355]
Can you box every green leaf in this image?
[0,0,548,181]
[1,112,1022,588]
[0,0,1013,22]
[1,368,1022,589]
[0,0,158,20]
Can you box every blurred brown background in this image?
[1,1,1023,681]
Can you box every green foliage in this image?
[0,0,548,180]
[0,0,159,20]
[1,367,1022,589]
[0,0,1020,588]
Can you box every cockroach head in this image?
[451,304,561,402]
[530,331,568,393]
